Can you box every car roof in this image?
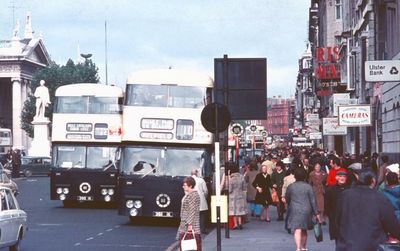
[0,186,12,191]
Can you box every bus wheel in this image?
[63,200,76,208]
[23,169,32,177]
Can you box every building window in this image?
[335,0,342,20]
[334,36,341,45]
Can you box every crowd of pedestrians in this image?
[177,146,400,251]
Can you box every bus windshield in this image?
[125,84,207,108]
[53,146,119,171]
[55,96,122,114]
[121,146,212,178]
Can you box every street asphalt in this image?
[2,176,178,251]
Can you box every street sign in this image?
[338,105,371,127]
[261,130,268,138]
[365,60,400,82]
[323,117,347,135]
[214,56,267,120]
[309,132,322,140]
[231,123,243,136]
[201,103,231,133]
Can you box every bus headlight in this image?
[56,188,63,194]
[126,200,134,209]
[104,195,111,202]
[59,194,66,201]
[134,200,142,209]
[108,189,114,196]
[63,188,69,194]
[130,208,138,217]
[101,188,108,196]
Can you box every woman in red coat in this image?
[308,162,327,224]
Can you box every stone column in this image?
[12,77,22,148]
[21,79,29,149]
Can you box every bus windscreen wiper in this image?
[141,162,157,178]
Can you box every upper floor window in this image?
[335,0,342,20]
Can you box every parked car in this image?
[0,162,12,176]
[20,156,52,177]
[0,169,18,195]
[0,186,27,250]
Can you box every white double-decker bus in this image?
[50,83,123,206]
[0,128,12,154]
[118,69,213,220]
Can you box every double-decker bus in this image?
[0,128,12,154]
[118,69,213,220]
[50,83,123,206]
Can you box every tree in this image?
[21,59,99,137]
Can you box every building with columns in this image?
[0,13,50,150]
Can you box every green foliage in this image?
[21,59,99,137]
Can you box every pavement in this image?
[169,206,336,251]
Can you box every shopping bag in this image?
[254,204,262,216]
[181,229,197,251]
[313,220,323,242]
[271,188,279,204]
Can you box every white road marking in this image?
[72,243,169,248]
[74,243,81,246]
[86,237,94,241]
[37,223,63,226]
[97,233,103,236]
[106,228,113,232]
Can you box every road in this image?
[2,177,177,251]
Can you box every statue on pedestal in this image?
[34,80,50,119]
[29,79,51,157]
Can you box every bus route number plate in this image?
[77,196,93,201]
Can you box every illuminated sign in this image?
[141,118,174,130]
[66,123,92,132]
[66,134,92,140]
[315,46,341,81]
[94,123,108,139]
[140,132,173,140]
[338,105,371,127]
[176,120,193,140]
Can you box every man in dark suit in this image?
[336,170,400,251]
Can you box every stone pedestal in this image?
[28,117,51,157]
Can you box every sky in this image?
[0,0,310,98]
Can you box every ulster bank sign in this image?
[365,60,400,82]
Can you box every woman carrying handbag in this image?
[177,176,201,251]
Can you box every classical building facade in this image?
[0,14,50,150]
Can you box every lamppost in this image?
[80,53,92,61]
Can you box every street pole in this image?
[223,55,230,239]
[214,103,222,251]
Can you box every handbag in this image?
[313,219,323,242]
[181,229,197,251]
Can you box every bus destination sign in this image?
[66,123,92,132]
